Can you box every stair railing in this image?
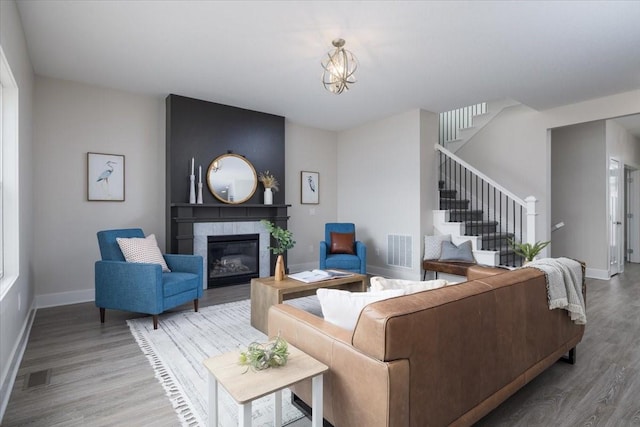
[435,144,538,266]
[439,102,487,145]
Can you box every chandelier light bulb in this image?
[321,38,358,94]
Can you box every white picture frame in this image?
[301,171,319,204]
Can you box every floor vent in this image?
[387,234,412,268]
[24,369,51,389]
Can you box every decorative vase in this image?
[264,188,273,205]
[274,254,285,281]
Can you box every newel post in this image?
[525,196,538,245]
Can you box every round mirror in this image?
[207,154,257,204]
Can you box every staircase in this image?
[433,144,538,268]
[437,186,519,266]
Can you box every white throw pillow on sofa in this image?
[316,288,406,331]
[370,276,449,294]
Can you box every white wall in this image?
[284,121,338,271]
[336,109,438,279]
[0,0,35,418]
[33,77,165,306]
[550,122,607,272]
[606,119,640,168]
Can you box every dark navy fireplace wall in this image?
[165,94,287,257]
[165,94,285,206]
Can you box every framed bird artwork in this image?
[87,152,125,201]
[301,171,319,204]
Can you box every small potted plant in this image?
[238,335,289,372]
[261,220,295,280]
[258,171,279,205]
[508,238,550,264]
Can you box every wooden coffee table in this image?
[250,273,367,334]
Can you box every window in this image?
[0,45,19,299]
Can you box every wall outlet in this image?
[309,208,316,216]
[308,245,314,253]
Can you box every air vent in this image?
[387,234,412,268]
[24,369,51,389]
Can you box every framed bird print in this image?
[87,152,125,201]
[301,171,319,204]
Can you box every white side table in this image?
[203,343,328,427]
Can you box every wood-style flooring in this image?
[3,265,640,426]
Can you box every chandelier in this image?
[321,38,358,94]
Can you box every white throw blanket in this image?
[525,257,586,325]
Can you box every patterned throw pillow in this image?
[116,233,171,272]
[423,234,451,260]
[439,240,475,263]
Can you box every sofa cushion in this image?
[439,240,475,263]
[330,232,355,254]
[316,288,405,330]
[116,233,171,272]
[423,234,451,260]
[370,276,450,294]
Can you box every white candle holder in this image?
[197,182,203,204]
[189,175,196,204]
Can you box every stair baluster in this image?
[435,144,538,267]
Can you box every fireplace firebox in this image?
[207,234,259,287]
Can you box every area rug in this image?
[127,297,321,426]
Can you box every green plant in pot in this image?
[508,238,550,264]
[238,335,289,372]
[261,220,295,280]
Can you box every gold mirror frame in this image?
[206,154,257,204]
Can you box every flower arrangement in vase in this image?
[258,170,279,205]
[261,219,295,280]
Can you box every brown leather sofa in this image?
[268,265,585,427]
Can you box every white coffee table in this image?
[203,343,328,427]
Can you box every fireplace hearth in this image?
[207,234,259,287]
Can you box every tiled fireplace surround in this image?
[193,221,270,289]
[168,203,290,289]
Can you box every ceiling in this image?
[15,1,640,131]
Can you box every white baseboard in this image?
[0,301,37,423]
[585,268,610,280]
[35,288,94,308]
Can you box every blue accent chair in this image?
[95,228,203,329]
[319,223,367,274]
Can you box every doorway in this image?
[625,167,640,263]
[609,158,623,276]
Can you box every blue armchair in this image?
[95,228,203,329]
[319,223,367,274]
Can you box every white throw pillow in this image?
[116,233,171,272]
[316,288,406,331]
[423,234,451,260]
[370,276,449,294]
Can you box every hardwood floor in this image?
[3,266,640,426]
